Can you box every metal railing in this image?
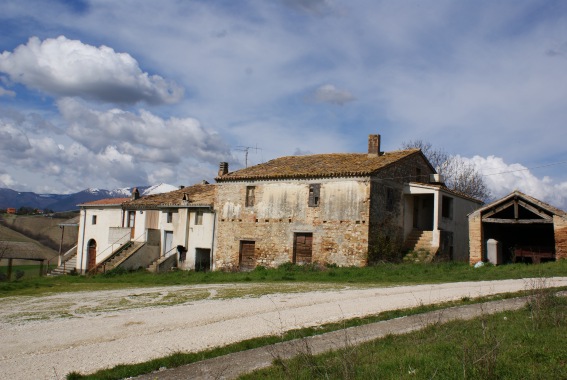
[46,245,78,275]
[86,230,142,275]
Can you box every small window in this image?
[308,184,320,207]
[245,186,255,207]
[195,210,203,225]
[442,196,453,219]
[166,212,173,223]
[415,167,422,182]
[127,211,135,227]
[91,215,97,225]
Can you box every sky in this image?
[0,0,566,208]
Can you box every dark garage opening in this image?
[483,223,555,263]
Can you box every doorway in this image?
[164,231,173,256]
[239,240,256,270]
[127,211,136,239]
[195,248,211,272]
[293,233,313,264]
[87,239,97,271]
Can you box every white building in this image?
[76,184,216,274]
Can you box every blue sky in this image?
[1,0,566,208]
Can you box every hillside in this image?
[0,223,58,265]
[0,214,78,255]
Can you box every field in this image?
[2,259,567,297]
[0,213,79,253]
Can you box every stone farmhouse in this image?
[69,134,482,274]
[214,135,482,269]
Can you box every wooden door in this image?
[87,240,97,271]
[164,231,173,256]
[127,211,136,239]
[293,233,313,264]
[239,241,256,270]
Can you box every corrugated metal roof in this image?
[216,149,422,181]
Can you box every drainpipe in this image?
[58,225,64,267]
[79,208,87,274]
[210,208,217,271]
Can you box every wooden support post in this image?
[7,258,13,280]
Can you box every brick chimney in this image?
[131,187,140,200]
[368,134,381,156]
[218,162,229,177]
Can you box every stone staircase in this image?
[403,230,439,263]
[147,253,177,273]
[93,241,145,274]
[48,251,78,276]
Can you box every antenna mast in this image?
[235,145,262,168]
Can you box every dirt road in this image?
[1,277,566,379]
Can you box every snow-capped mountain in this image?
[0,184,178,212]
[142,183,178,195]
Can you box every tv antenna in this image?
[235,145,262,168]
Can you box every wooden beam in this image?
[517,199,552,220]
[483,218,553,224]
[483,200,515,218]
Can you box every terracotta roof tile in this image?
[124,184,215,208]
[216,149,421,181]
[79,198,130,207]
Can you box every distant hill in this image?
[0,184,178,212]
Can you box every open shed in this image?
[0,241,55,279]
[469,191,567,264]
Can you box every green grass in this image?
[2,260,567,297]
[0,264,56,280]
[242,292,567,379]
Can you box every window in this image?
[91,215,97,225]
[442,196,453,219]
[415,167,422,182]
[195,210,203,225]
[245,186,255,207]
[127,211,135,227]
[166,212,173,223]
[308,184,320,207]
[386,187,395,211]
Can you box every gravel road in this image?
[1,277,566,380]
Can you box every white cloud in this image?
[58,98,230,164]
[312,84,355,105]
[0,36,183,104]
[0,120,32,155]
[463,155,567,210]
[0,86,15,97]
[0,173,16,187]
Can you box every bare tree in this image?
[0,241,8,260]
[402,140,491,202]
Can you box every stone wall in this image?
[554,215,567,260]
[468,213,483,264]
[214,179,371,269]
[368,152,435,262]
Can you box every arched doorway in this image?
[87,239,97,271]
